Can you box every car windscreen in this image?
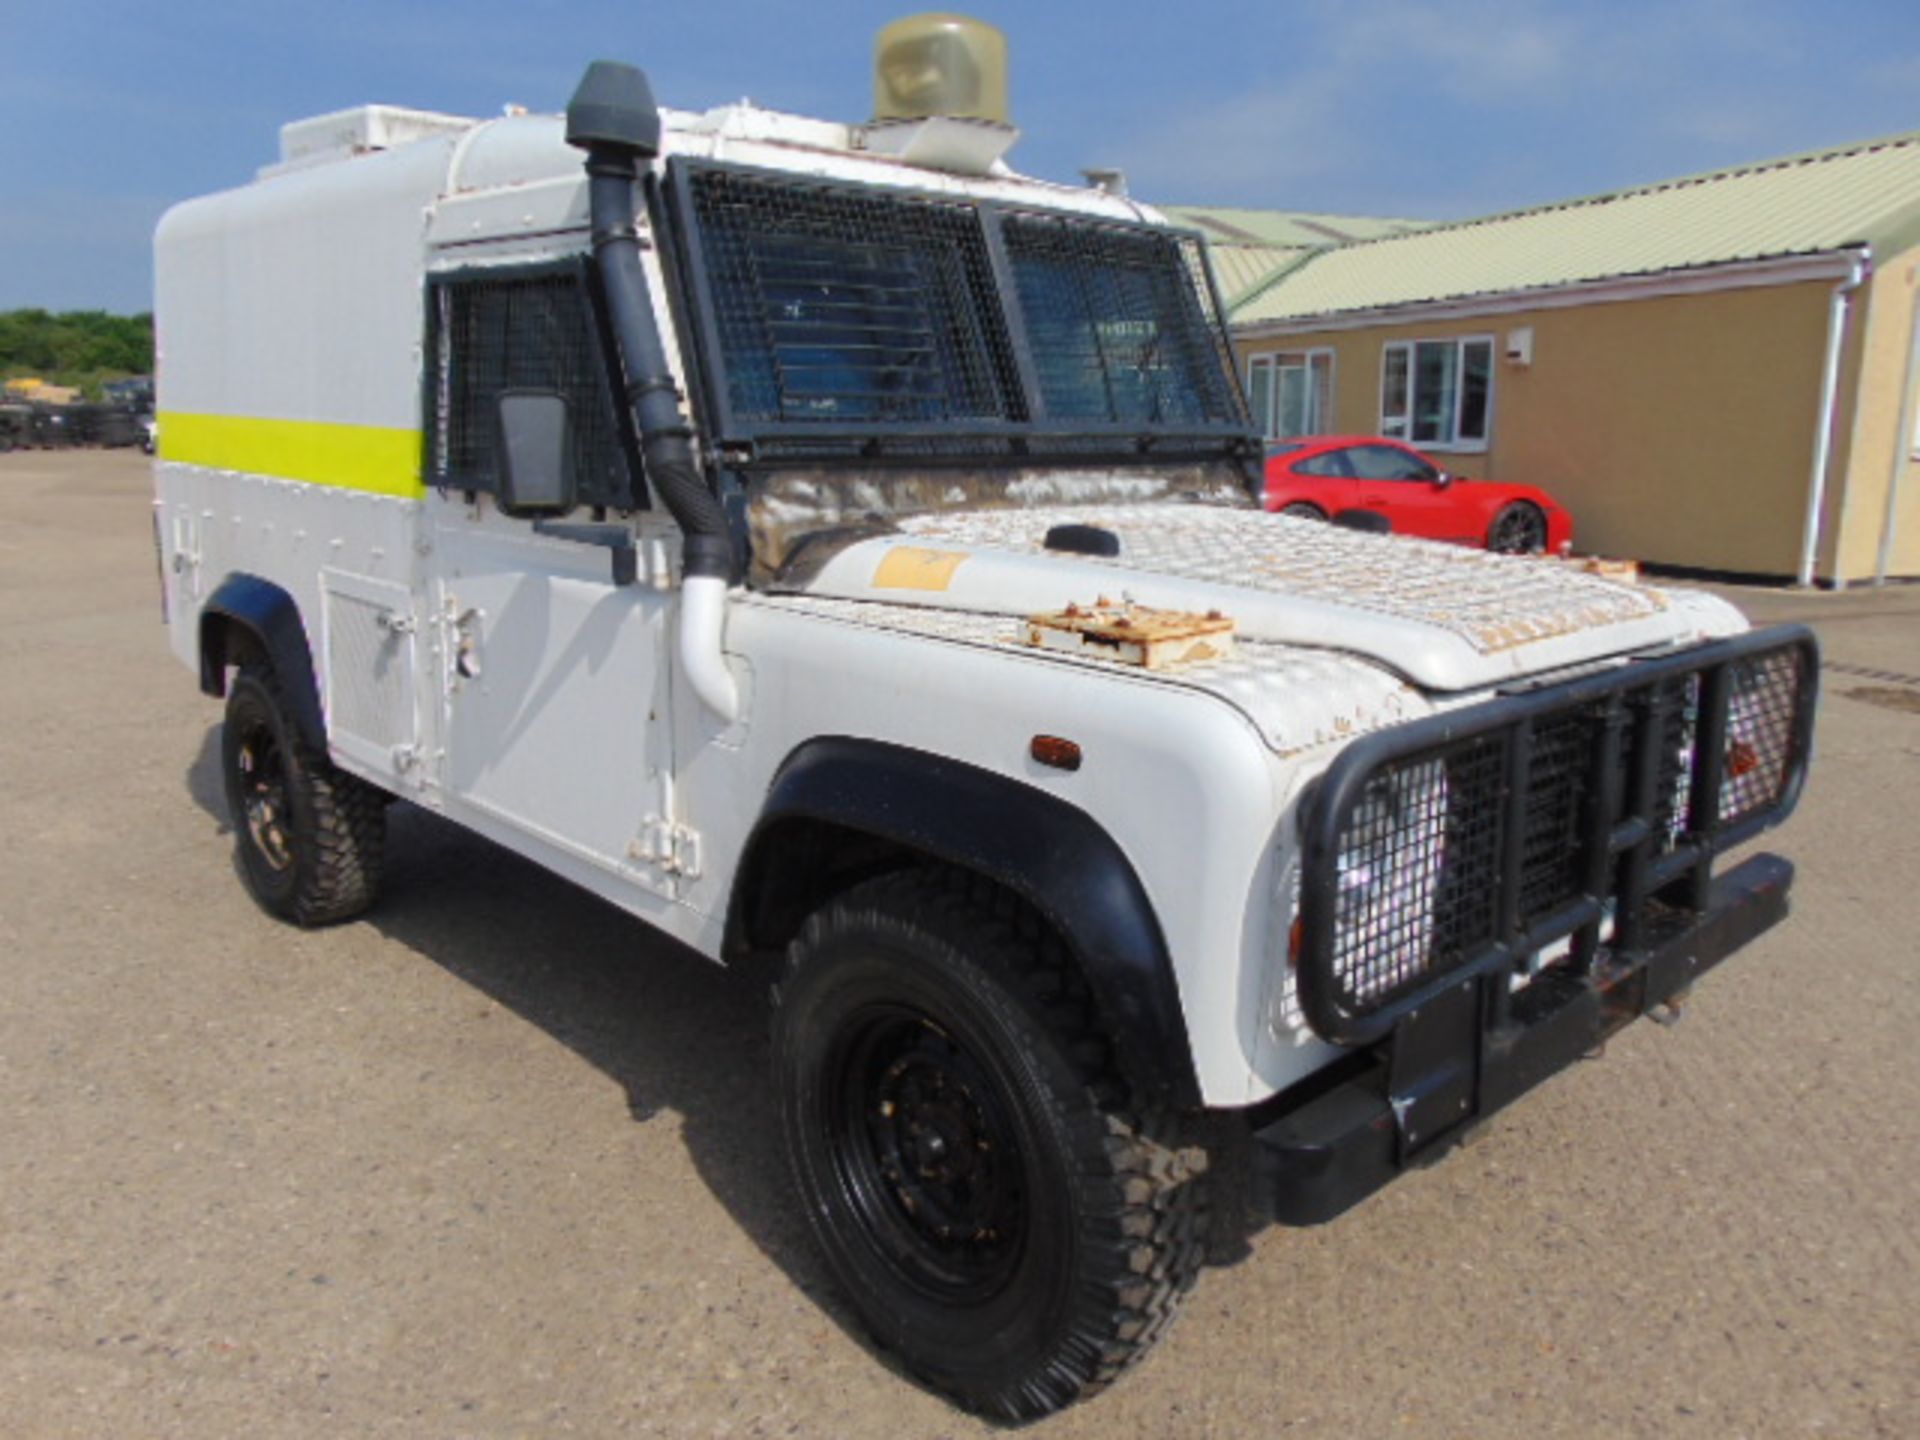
[667,160,1252,465]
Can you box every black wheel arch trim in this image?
[732,737,1203,1109]
[199,573,326,753]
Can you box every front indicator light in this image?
[1030,735,1082,772]
[1727,738,1760,780]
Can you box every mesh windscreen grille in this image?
[1178,235,1250,425]
[677,164,1249,457]
[429,270,628,507]
[1002,217,1241,427]
[687,169,1018,428]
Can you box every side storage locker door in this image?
[319,568,422,784]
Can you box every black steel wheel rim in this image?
[824,1003,1029,1303]
[1491,506,1546,553]
[233,719,294,872]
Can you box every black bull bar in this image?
[1256,626,1818,1224]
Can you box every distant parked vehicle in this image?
[93,407,144,448]
[27,405,75,448]
[0,403,28,452]
[1263,435,1573,554]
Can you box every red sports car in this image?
[1263,435,1573,554]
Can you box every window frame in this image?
[1378,335,1494,453]
[1246,347,1335,440]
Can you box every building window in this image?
[1380,337,1493,449]
[1247,350,1333,438]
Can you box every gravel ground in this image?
[1,449,1915,1438]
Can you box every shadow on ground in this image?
[184,726,887,1367]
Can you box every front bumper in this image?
[1252,851,1792,1225]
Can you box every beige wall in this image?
[1829,245,1920,581]
[1239,280,1857,577]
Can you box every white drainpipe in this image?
[1797,251,1869,588]
[1874,265,1920,586]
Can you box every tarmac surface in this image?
[1,449,1915,1438]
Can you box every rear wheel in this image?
[1279,501,1327,520]
[772,869,1206,1421]
[221,666,384,925]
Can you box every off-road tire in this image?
[772,868,1207,1421]
[221,665,384,926]
[1487,500,1548,553]
[1279,501,1327,520]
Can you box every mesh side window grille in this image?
[426,264,635,509]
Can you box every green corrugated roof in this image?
[1233,130,1920,327]
[1159,204,1432,248]
[1201,242,1311,306]
[1157,205,1432,306]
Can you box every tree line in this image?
[0,309,154,399]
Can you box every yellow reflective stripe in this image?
[158,413,423,498]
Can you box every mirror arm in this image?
[532,520,638,586]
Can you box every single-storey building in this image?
[1217,134,1920,585]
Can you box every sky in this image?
[3,0,1918,314]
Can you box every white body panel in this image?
[153,99,1751,1107]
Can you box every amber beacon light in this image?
[873,13,1010,125]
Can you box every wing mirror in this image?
[495,390,576,517]
[1431,469,1455,489]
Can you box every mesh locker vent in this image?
[322,575,415,773]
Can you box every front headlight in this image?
[1331,756,1450,1010]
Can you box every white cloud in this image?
[1321,0,1579,101]
[1113,0,1581,203]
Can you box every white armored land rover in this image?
[153,23,1817,1420]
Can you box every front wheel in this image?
[772,870,1206,1421]
[1487,501,1548,553]
[221,666,384,925]
[1278,501,1327,520]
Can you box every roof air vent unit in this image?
[267,105,478,176]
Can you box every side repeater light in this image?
[1030,735,1082,772]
